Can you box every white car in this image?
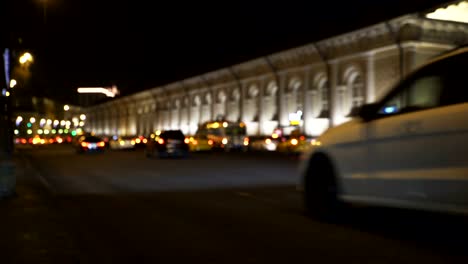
[299,46,468,220]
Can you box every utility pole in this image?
[0,48,15,198]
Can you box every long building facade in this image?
[85,8,468,137]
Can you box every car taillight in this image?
[158,138,164,144]
[21,139,27,144]
[49,139,54,144]
[81,142,88,148]
[98,141,105,147]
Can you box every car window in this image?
[440,58,468,106]
[161,130,185,139]
[379,74,443,116]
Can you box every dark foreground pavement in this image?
[2,146,468,264]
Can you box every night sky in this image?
[2,0,450,105]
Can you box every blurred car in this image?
[249,136,278,152]
[276,129,310,154]
[187,134,213,152]
[109,136,136,150]
[76,135,106,153]
[145,130,189,158]
[299,46,468,220]
[133,135,148,148]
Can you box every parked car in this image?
[145,130,189,158]
[299,46,468,220]
[109,136,136,150]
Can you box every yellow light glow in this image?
[10,79,17,88]
[291,138,298,146]
[212,122,220,129]
[64,105,70,111]
[14,129,19,135]
[272,133,279,139]
[156,130,161,136]
[426,1,468,23]
[223,122,228,128]
[19,52,33,64]
[37,129,43,135]
[16,116,23,122]
[52,129,56,134]
[44,130,50,135]
[58,129,63,134]
[27,129,32,135]
[40,139,46,144]
[222,138,228,145]
[150,134,155,139]
[120,140,125,146]
[131,140,136,145]
[143,138,148,144]
[243,141,249,146]
[79,121,85,127]
[46,119,52,125]
[80,114,86,120]
[5,91,10,97]
[135,138,141,144]
[265,138,272,144]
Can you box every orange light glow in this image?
[184,138,190,144]
[158,138,164,144]
[81,142,88,148]
[49,139,54,144]
[21,139,27,144]
[291,139,298,146]
[98,141,105,147]
[208,139,213,145]
[143,138,148,144]
[300,136,305,141]
[193,140,198,145]
[56,138,63,144]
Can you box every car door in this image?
[420,58,468,208]
[363,61,446,204]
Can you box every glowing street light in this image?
[64,105,70,111]
[30,117,36,124]
[80,114,86,121]
[9,79,17,88]
[19,52,33,65]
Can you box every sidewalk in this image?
[0,153,80,264]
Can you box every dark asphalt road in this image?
[3,145,468,263]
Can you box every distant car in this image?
[145,130,189,158]
[187,134,213,152]
[249,136,278,152]
[76,135,106,153]
[109,136,136,150]
[299,46,468,220]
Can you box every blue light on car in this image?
[383,106,397,114]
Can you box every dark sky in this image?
[2,0,450,105]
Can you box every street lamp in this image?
[9,79,17,88]
[19,52,33,65]
[64,105,70,111]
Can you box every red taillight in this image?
[81,142,88,148]
[158,138,164,144]
[184,138,190,144]
[21,139,27,144]
[98,141,105,147]
[49,139,54,144]
[28,138,33,144]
